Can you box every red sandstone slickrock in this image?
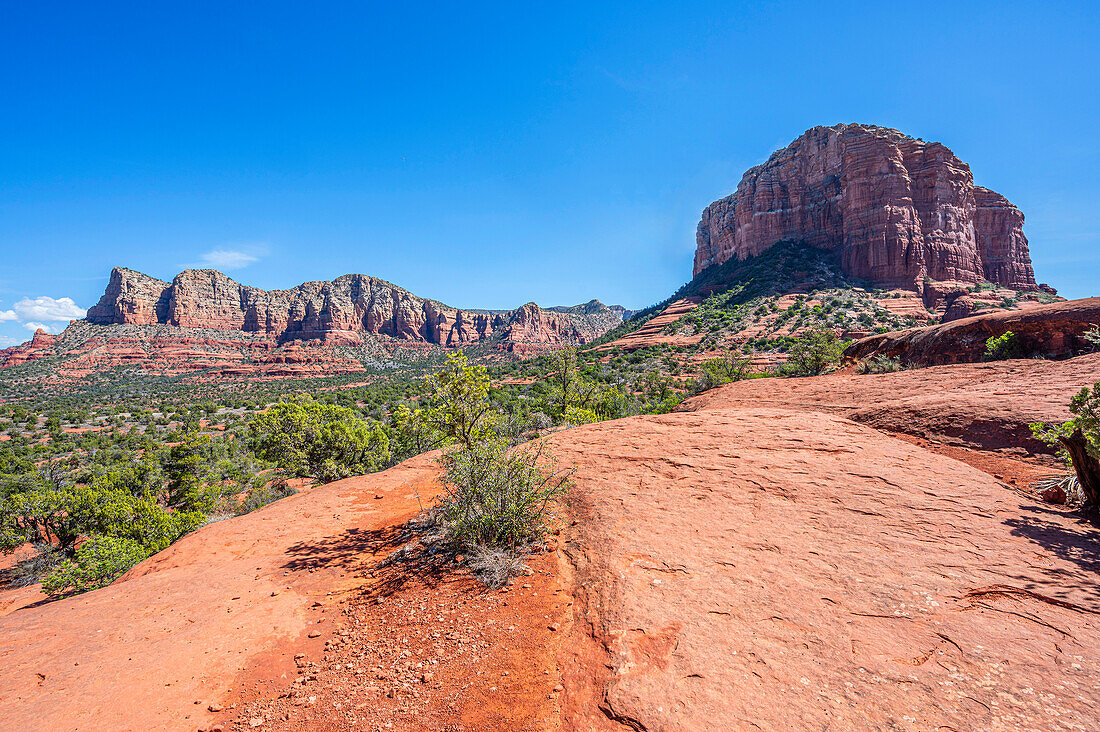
[694,124,1040,291]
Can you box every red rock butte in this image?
[85,268,626,348]
[694,123,1040,291]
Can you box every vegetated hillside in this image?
[594,241,1058,361]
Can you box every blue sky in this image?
[2,1,1098,346]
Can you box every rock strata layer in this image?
[86,268,624,347]
[694,123,1040,291]
[845,297,1100,366]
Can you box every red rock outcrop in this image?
[86,268,623,348]
[1,269,632,377]
[973,185,1036,288]
[85,268,171,325]
[846,297,1100,366]
[694,124,1040,291]
[0,328,57,367]
[941,293,978,322]
[590,298,705,352]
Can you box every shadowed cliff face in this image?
[694,123,1039,291]
[85,268,624,347]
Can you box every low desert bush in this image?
[562,406,598,426]
[433,436,571,554]
[4,543,62,587]
[856,355,904,374]
[250,396,391,483]
[465,545,528,589]
[1032,474,1084,506]
[235,478,297,516]
[1084,324,1100,352]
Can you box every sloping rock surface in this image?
[553,408,1100,730]
[591,298,704,352]
[846,297,1100,366]
[694,123,1040,291]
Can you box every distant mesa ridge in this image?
[85,267,627,347]
[694,123,1043,292]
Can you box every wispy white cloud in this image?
[13,296,86,322]
[22,321,60,334]
[0,309,16,322]
[192,243,270,272]
[199,249,260,270]
[0,335,21,348]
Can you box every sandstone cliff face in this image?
[86,268,623,347]
[86,268,171,325]
[694,124,1039,291]
[973,186,1036,288]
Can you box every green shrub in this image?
[434,436,570,555]
[393,350,499,455]
[1031,382,1100,508]
[4,543,63,587]
[984,331,1021,361]
[782,327,846,376]
[163,432,218,511]
[695,354,752,392]
[0,473,93,554]
[1084,324,1100,352]
[250,396,391,483]
[235,479,297,515]
[41,535,150,597]
[546,346,600,422]
[592,386,633,421]
[424,350,499,447]
[562,406,598,425]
